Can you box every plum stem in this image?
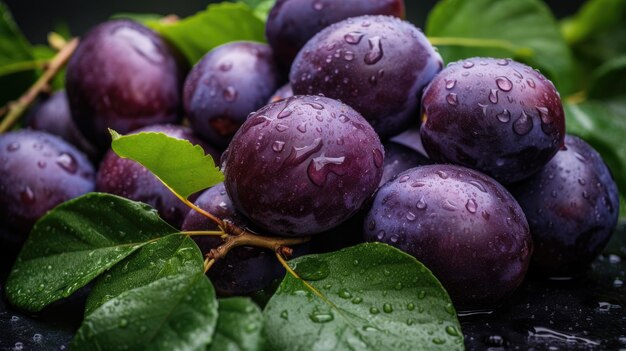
[203,257,216,273]
[0,38,79,133]
[182,230,226,237]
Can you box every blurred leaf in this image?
[561,0,625,45]
[426,0,576,94]
[73,235,218,351]
[209,297,265,351]
[147,2,266,65]
[31,45,65,90]
[5,193,178,312]
[236,0,275,21]
[0,2,36,106]
[565,101,626,197]
[264,243,464,351]
[587,55,626,99]
[110,130,224,199]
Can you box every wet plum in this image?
[0,130,95,235]
[223,95,384,236]
[184,41,283,149]
[290,15,443,138]
[97,124,220,228]
[510,135,620,277]
[364,164,532,309]
[380,141,431,186]
[390,126,429,158]
[420,57,565,184]
[267,83,294,103]
[66,20,184,150]
[181,183,288,296]
[266,0,405,67]
[26,90,97,158]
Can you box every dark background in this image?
[5,0,586,44]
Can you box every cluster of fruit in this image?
[0,0,619,310]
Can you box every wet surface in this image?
[0,223,624,350]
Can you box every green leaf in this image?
[264,243,464,351]
[73,272,217,351]
[84,234,203,315]
[236,0,275,21]
[561,0,625,45]
[426,0,576,94]
[147,2,266,65]
[565,101,626,197]
[73,234,218,351]
[5,193,177,312]
[209,297,265,351]
[0,2,36,106]
[110,130,223,199]
[587,55,626,99]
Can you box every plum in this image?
[364,164,532,308]
[184,41,283,149]
[380,141,431,186]
[420,57,565,184]
[0,130,95,234]
[290,15,442,138]
[223,95,384,236]
[66,20,184,150]
[266,0,405,67]
[510,135,620,277]
[97,124,220,228]
[267,83,294,103]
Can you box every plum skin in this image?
[66,20,184,151]
[420,57,565,184]
[223,95,384,237]
[380,141,431,186]
[364,164,532,309]
[290,15,443,138]
[184,41,283,149]
[0,130,95,234]
[266,0,405,67]
[97,124,220,228]
[510,135,620,277]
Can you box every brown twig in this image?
[0,38,79,133]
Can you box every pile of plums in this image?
[0,0,619,310]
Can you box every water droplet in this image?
[513,111,533,135]
[7,142,19,152]
[536,106,551,124]
[20,186,35,205]
[364,36,383,65]
[406,212,416,221]
[416,197,427,210]
[370,307,380,314]
[442,200,458,212]
[496,76,513,91]
[344,51,355,61]
[223,86,238,102]
[305,102,324,110]
[373,148,383,168]
[297,123,307,133]
[376,230,386,240]
[219,61,232,72]
[574,152,587,163]
[344,31,364,44]
[352,297,363,304]
[278,108,293,119]
[489,89,499,103]
[37,160,47,169]
[309,311,334,323]
[275,123,288,132]
[496,109,511,123]
[390,234,399,243]
[527,78,536,88]
[465,199,478,213]
[383,303,393,313]
[497,59,509,66]
[513,70,523,79]
[398,175,410,183]
[56,153,78,173]
[446,93,458,106]
[478,103,488,116]
[280,309,288,320]
[295,257,330,281]
[432,338,445,345]
[272,141,285,152]
[308,154,346,186]
[338,288,352,299]
[463,61,474,68]
[445,79,456,90]
[313,1,323,10]
[407,303,415,311]
[119,318,128,328]
[468,180,487,192]
[436,170,449,179]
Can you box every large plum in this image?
[97,124,220,228]
[0,130,95,235]
[184,41,283,148]
[223,95,384,236]
[266,0,405,67]
[66,20,184,150]
[510,135,620,277]
[290,15,442,138]
[364,164,532,309]
[420,57,565,184]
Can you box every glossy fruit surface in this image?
[420,57,565,184]
[0,130,95,234]
[364,164,532,308]
[266,0,405,67]
[380,141,431,186]
[97,124,219,228]
[223,95,384,236]
[510,135,620,277]
[184,41,283,148]
[291,15,442,138]
[66,20,183,150]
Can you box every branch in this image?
[0,38,79,133]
